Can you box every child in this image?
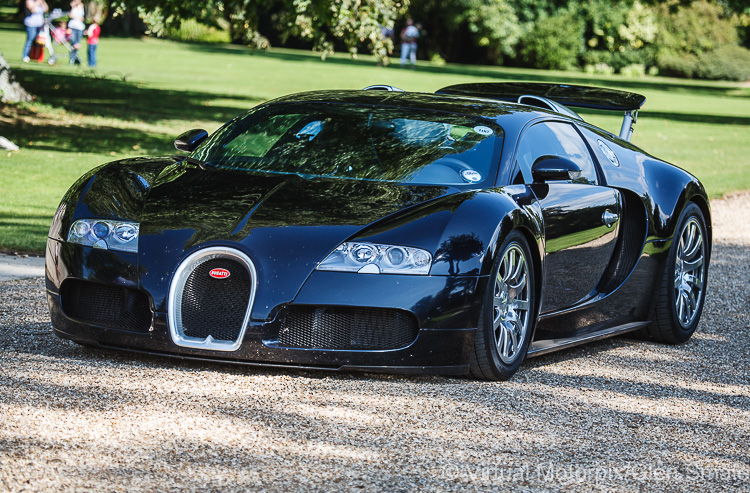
[51,21,67,45]
[85,19,100,68]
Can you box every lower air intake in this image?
[61,279,151,332]
[278,306,419,350]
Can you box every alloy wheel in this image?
[493,243,531,364]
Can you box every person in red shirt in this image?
[86,19,100,67]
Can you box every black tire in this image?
[469,231,536,381]
[649,203,708,343]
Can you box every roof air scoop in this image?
[362,85,405,92]
[517,95,583,121]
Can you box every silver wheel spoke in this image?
[682,257,703,272]
[683,225,695,255]
[513,299,530,312]
[687,290,697,313]
[673,216,705,329]
[498,325,508,354]
[501,251,514,282]
[685,274,702,287]
[509,256,523,283]
[507,324,519,355]
[508,271,526,291]
[492,242,532,365]
[493,311,502,331]
[684,233,702,258]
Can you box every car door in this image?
[514,121,621,314]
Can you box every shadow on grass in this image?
[3,67,268,155]
[2,113,175,154]
[578,108,750,126]
[0,212,51,253]
[11,67,260,125]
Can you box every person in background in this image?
[67,0,85,64]
[399,19,419,69]
[86,18,100,68]
[51,20,67,45]
[22,0,48,62]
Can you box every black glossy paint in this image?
[531,183,620,313]
[437,82,647,111]
[46,88,711,374]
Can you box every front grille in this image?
[180,258,251,342]
[60,279,151,332]
[277,306,419,350]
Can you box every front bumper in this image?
[46,240,485,375]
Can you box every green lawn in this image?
[1,27,749,253]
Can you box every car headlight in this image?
[67,219,139,253]
[317,242,432,275]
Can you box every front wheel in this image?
[470,232,536,381]
[650,203,709,343]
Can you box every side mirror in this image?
[531,155,582,182]
[174,129,208,152]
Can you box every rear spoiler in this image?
[436,82,646,141]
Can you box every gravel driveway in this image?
[1,194,748,492]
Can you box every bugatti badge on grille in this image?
[209,268,231,279]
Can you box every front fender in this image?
[350,186,544,277]
[48,157,172,241]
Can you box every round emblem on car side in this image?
[597,140,620,166]
[209,268,231,279]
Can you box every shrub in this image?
[165,19,231,44]
[655,0,738,57]
[695,44,750,81]
[519,11,584,70]
[584,62,615,75]
[429,53,447,66]
[620,63,646,77]
[582,46,656,72]
[656,52,699,78]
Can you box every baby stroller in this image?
[38,9,75,65]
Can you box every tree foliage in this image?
[100,0,750,79]
[109,0,406,62]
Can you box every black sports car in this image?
[46,82,711,380]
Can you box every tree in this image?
[115,0,407,63]
[0,50,31,103]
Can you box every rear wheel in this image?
[650,203,708,343]
[470,232,535,381]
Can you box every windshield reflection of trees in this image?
[191,104,502,186]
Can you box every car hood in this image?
[137,162,455,317]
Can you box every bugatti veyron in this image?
[46,82,711,380]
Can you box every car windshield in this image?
[189,103,504,186]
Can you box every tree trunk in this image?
[0,50,32,103]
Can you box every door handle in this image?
[602,210,619,227]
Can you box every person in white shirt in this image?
[22,0,48,62]
[67,0,85,64]
[400,19,419,68]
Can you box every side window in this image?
[515,122,599,185]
